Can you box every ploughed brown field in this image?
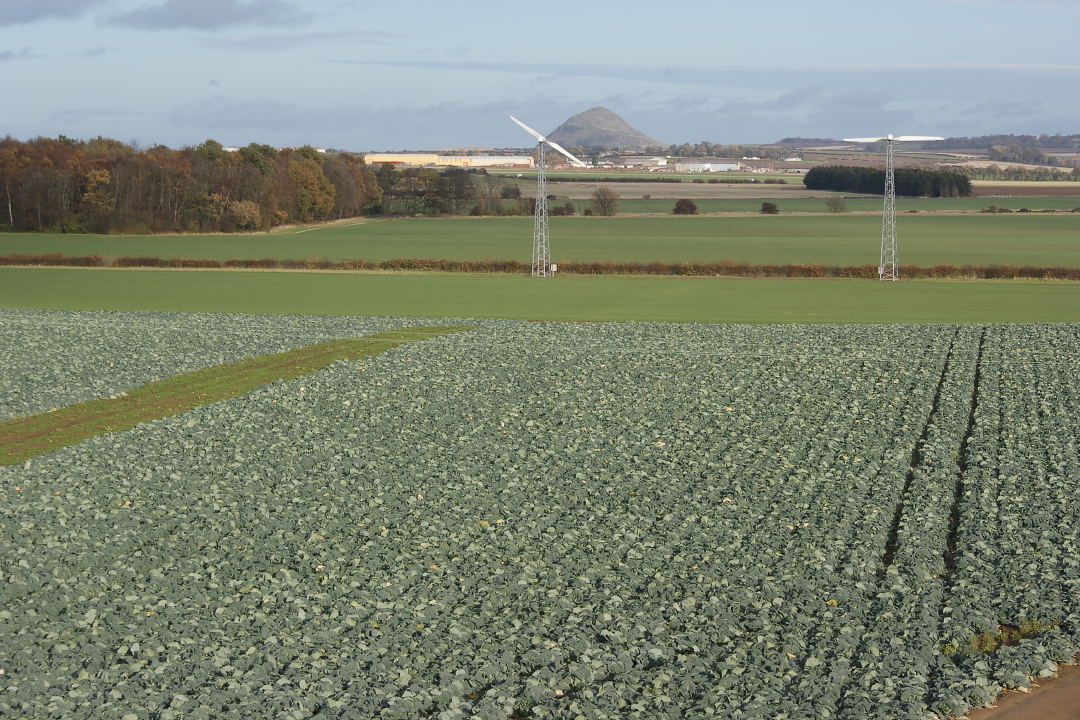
[970,183,1080,197]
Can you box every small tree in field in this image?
[590,187,620,216]
[825,197,847,213]
[673,199,698,215]
[761,202,779,215]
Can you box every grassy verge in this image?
[0,326,468,466]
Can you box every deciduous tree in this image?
[825,197,847,213]
[673,198,698,215]
[590,187,620,216]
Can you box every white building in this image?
[675,161,741,173]
[622,156,669,168]
[363,153,534,168]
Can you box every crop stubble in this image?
[0,317,1078,719]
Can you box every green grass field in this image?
[3,267,1079,324]
[4,214,1080,267]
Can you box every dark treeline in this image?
[0,136,380,233]
[5,252,1079,280]
[804,166,972,197]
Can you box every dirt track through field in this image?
[966,657,1080,720]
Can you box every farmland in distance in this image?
[1,315,1078,719]
[3,214,1080,268]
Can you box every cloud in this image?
[165,94,605,149]
[1,0,102,26]
[197,30,395,51]
[937,0,1080,13]
[338,58,1080,88]
[711,87,827,116]
[105,0,310,30]
[0,48,36,63]
[961,99,1042,120]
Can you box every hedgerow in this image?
[5,254,1080,280]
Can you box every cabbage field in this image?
[0,309,462,419]
[1,314,1078,720]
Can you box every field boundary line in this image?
[5,254,1080,280]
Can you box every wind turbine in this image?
[843,134,943,281]
[509,115,587,277]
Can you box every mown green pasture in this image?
[3,267,1080,323]
[3,214,1080,267]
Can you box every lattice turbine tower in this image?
[843,134,944,281]
[509,116,587,277]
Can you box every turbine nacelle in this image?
[509,115,588,168]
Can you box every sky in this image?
[3,0,1080,151]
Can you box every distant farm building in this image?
[622,157,669,169]
[675,161,742,173]
[363,153,534,168]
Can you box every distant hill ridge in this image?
[547,107,664,150]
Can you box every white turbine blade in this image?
[894,136,944,142]
[546,139,587,167]
[843,137,888,143]
[509,115,544,142]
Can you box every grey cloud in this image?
[712,87,826,116]
[166,95,604,149]
[0,47,36,62]
[1,0,102,26]
[105,0,310,30]
[197,30,395,51]
[961,99,1041,119]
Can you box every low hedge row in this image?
[4,253,1080,279]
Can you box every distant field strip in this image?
[5,267,1080,323]
[4,214,1080,267]
[0,327,467,466]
